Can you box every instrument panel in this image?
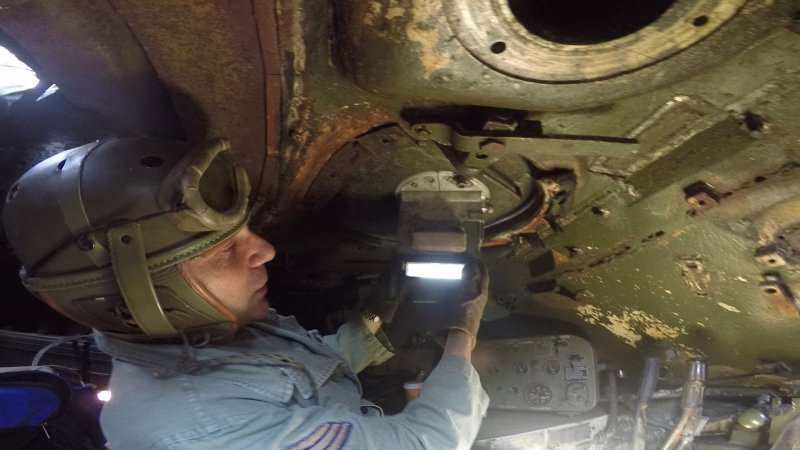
[473,335,598,413]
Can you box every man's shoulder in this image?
[251,310,309,334]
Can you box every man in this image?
[3,137,490,449]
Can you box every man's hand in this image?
[439,261,489,346]
[412,261,489,347]
[358,260,406,330]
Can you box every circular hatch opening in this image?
[507,0,676,45]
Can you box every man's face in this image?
[181,226,276,326]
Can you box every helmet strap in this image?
[108,222,178,337]
[56,142,112,268]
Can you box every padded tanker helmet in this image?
[3,137,250,340]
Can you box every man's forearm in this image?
[443,329,474,362]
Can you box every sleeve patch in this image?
[288,422,352,450]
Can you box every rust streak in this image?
[276,108,394,216]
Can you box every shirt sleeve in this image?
[160,355,489,450]
[321,318,394,373]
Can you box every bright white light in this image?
[97,390,112,402]
[405,262,464,280]
[0,46,39,96]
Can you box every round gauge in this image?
[525,383,553,406]
[543,360,560,375]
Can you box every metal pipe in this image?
[633,357,660,450]
[608,368,618,432]
[661,358,708,450]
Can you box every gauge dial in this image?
[525,383,553,406]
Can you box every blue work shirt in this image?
[94,312,489,449]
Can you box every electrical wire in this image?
[31,334,90,366]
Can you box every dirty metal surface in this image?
[0,0,272,196]
[334,0,794,111]
[0,0,180,137]
[536,97,800,378]
[1,0,800,387]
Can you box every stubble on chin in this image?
[252,298,270,322]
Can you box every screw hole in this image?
[121,235,132,245]
[692,15,709,27]
[767,259,777,264]
[743,112,765,132]
[76,236,95,251]
[140,156,164,168]
[475,153,489,160]
[763,287,778,295]
[490,41,507,54]
[697,199,706,206]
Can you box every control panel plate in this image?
[473,335,598,413]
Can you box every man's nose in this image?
[249,233,276,267]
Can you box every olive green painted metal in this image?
[334,0,793,111]
[2,0,800,384]
[535,115,800,380]
[297,18,800,381]
[408,121,640,171]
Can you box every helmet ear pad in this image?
[178,258,241,328]
[31,261,239,340]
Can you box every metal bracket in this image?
[684,181,721,213]
[755,243,793,267]
[409,121,639,172]
[396,171,488,258]
[759,273,800,318]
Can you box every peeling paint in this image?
[363,1,383,28]
[676,256,711,295]
[717,302,741,313]
[577,304,685,347]
[404,0,449,79]
[360,0,449,80]
[386,6,405,20]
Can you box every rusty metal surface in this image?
[0,0,274,199]
[444,0,746,82]
[334,0,794,111]
[107,0,268,194]
[0,0,180,137]
[2,0,800,390]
